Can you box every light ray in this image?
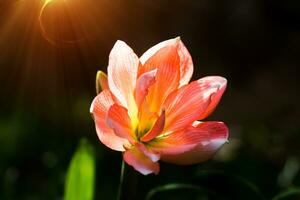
[38,0,86,46]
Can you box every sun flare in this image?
[38,0,85,46]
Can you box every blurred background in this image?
[0,0,299,199]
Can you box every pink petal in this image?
[160,121,229,165]
[90,90,128,151]
[135,142,160,162]
[107,104,136,144]
[177,40,194,86]
[198,76,227,119]
[96,70,109,94]
[139,37,193,86]
[123,145,160,175]
[134,70,157,132]
[135,69,157,108]
[141,110,165,142]
[107,40,140,118]
[163,76,227,133]
[94,120,128,152]
[147,127,207,156]
[143,45,180,114]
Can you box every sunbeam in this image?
[0,0,117,116]
[38,0,86,46]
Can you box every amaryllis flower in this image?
[90,37,228,175]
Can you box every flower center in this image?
[135,122,153,141]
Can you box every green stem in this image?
[117,159,125,200]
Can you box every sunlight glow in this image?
[38,0,86,46]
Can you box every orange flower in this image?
[90,37,228,175]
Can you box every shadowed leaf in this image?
[272,188,300,200]
[195,170,266,200]
[145,183,217,200]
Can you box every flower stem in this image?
[117,159,125,200]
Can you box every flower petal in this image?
[107,40,140,119]
[147,127,206,156]
[160,121,229,165]
[135,69,157,108]
[141,110,165,142]
[123,145,160,175]
[177,39,194,86]
[135,142,160,162]
[139,37,193,86]
[144,45,180,114]
[199,76,227,119]
[94,120,128,152]
[163,76,227,133]
[90,90,128,151]
[107,104,135,144]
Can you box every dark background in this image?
[0,0,299,199]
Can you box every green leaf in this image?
[145,183,217,200]
[63,139,95,200]
[96,70,108,94]
[272,188,300,200]
[195,170,266,200]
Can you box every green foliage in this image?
[195,170,266,200]
[145,183,217,200]
[145,171,265,200]
[272,188,300,200]
[63,139,95,200]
